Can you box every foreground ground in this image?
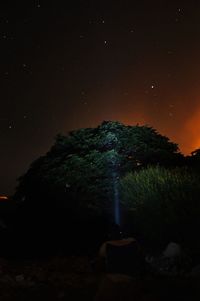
[0,255,199,301]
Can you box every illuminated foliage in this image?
[15,121,182,217]
[120,166,200,250]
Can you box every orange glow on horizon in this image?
[185,108,200,154]
[0,196,8,201]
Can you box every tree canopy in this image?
[14,121,182,217]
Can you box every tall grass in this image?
[120,166,200,252]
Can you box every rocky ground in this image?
[0,256,99,301]
[0,255,199,301]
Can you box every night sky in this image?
[1,1,200,195]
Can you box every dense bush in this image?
[120,166,200,252]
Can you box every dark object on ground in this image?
[97,237,146,278]
[106,241,145,277]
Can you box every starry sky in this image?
[1,0,200,195]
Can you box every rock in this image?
[15,274,24,282]
[57,291,65,298]
[2,274,15,284]
[163,242,181,258]
[189,265,200,277]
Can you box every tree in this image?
[14,121,182,218]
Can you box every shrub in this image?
[120,166,200,252]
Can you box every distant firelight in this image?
[0,196,8,201]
